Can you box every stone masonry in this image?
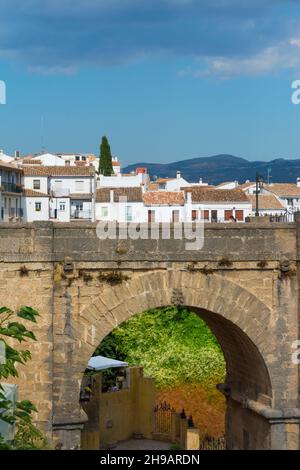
[0,218,299,449]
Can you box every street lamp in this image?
[255,172,264,217]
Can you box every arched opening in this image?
[52,271,274,450]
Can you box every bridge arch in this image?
[53,270,276,449]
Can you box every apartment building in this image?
[0,161,23,222]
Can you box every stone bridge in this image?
[0,219,300,450]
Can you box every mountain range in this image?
[123,155,300,185]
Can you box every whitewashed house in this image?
[142,191,185,223]
[247,194,286,217]
[29,153,66,166]
[98,171,148,189]
[56,153,98,168]
[0,150,14,164]
[217,181,239,190]
[23,165,96,222]
[239,181,257,195]
[184,187,252,222]
[96,187,144,222]
[23,189,49,222]
[112,157,121,175]
[0,161,23,222]
[263,181,300,213]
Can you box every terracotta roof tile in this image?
[247,194,285,210]
[24,189,49,198]
[22,166,95,176]
[265,184,300,197]
[187,187,249,203]
[0,160,22,172]
[143,191,185,205]
[96,187,143,202]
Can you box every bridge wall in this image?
[0,221,299,449]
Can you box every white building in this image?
[96,187,144,222]
[217,181,239,190]
[247,194,286,218]
[0,161,23,222]
[142,191,185,222]
[28,153,66,166]
[98,172,148,189]
[263,181,300,213]
[56,153,97,168]
[23,165,96,222]
[23,189,49,222]
[0,150,14,164]
[112,157,121,175]
[184,187,252,222]
[239,181,257,195]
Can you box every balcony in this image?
[1,182,23,193]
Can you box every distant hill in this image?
[123,154,300,185]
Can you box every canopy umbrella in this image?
[87,355,128,371]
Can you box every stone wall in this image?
[81,367,155,449]
[0,220,299,449]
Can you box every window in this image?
[191,210,198,221]
[75,180,84,192]
[203,210,209,221]
[59,203,66,211]
[82,156,86,161]
[35,202,41,212]
[287,198,293,206]
[125,206,133,222]
[75,156,80,161]
[148,210,155,223]
[172,210,179,223]
[235,210,244,221]
[101,207,108,218]
[33,179,40,190]
[224,210,233,221]
[54,180,63,189]
[75,202,83,211]
[211,210,218,223]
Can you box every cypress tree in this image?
[99,136,113,176]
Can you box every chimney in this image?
[297,178,300,188]
[185,189,192,204]
[199,178,203,184]
[0,149,3,155]
[15,151,20,159]
[110,189,114,203]
[176,171,181,179]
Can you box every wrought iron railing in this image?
[154,401,175,435]
[1,182,23,193]
[199,435,226,450]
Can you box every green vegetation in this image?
[0,306,48,450]
[95,306,226,389]
[98,135,113,176]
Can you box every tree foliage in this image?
[98,135,113,176]
[95,307,226,389]
[0,306,47,449]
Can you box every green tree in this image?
[0,306,47,449]
[95,306,226,389]
[98,136,113,176]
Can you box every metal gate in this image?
[154,401,175,434]
[199,435,226,450]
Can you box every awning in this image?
[87,355,128,371]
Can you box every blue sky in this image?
[1,0,300,165]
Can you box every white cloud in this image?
[184,38,300,78]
